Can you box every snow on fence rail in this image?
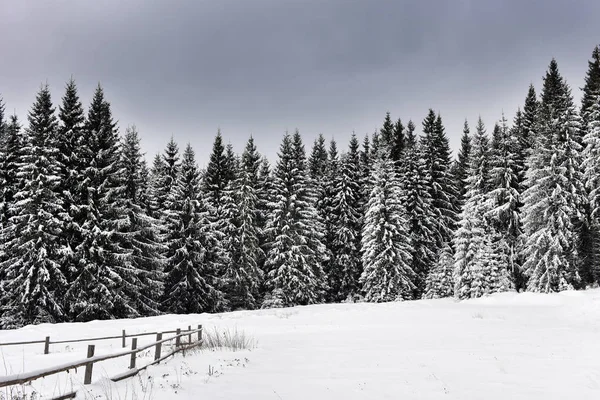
[0,324,203,398]
[0,326,195,354]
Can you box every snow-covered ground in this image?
[1,289,600,399]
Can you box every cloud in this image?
[1,0,599,164]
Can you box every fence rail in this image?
[0,324,203,394]
[0,327,192,354]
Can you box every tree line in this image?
[0,46,599,327]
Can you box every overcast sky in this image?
[1,0,599,166]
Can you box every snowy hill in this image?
[1,289,600,399]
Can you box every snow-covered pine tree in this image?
[162,143,225,314]
[453,117,512,299]
[486,113,522,287]
[308,133,328,180]
[0,96,5,149]
[262,131,327,307]
[400,126,438,298]
[321,139,340,302]
[328,134,362,301]
[521,59,583,292]
[579,46,600,286]
[423,243,454,299]
[1,85,68,327]
[119,125,164,316]
[582,94,600,284]
[220,152,265,310]
[360,155,415,302]
[155,138,180,217]
[379,112,395,155]
[147,153,166,218]
[55,78,86,284]
[420,110,459,253]
[522,84,539,149]
[358,133,372,216]
[223,142,238,184]
[256,155,273,287]
[390,118,405,166]
[0,114,22,257]
[66,85,132,321]
[453,120,472,204]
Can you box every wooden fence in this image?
[0,324,203,399]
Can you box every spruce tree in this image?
[379,112,394,154]
[119,125,164,315]
[487,114,522,286]
[155,138,180,216]
[1,85,68,327]
[162,144,225,313]
[453,120,472,203]
[522,84,539,149]
[56,78,86,283]
[420,110,459,251]
[262,131,327,307]
[579,45,600,286]
[521,60,583,292]
[148,153,166,218]
[423,244,454,299]
[453,117,512,299]
[66,85,131,321]
[390,118,405,165]
[401,127,438,298]
[360,156,415,301]
[308,133,328,180]
[221,154,264,310]
[582,94,600,283]
[328,134,362,301]
[0,112,22,234]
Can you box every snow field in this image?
[1,289,600,399]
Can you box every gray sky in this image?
[1,0,599,166]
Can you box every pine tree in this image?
[360,156,415,302]
[55,78,86,284]
[423,244,454,299]
[581,45,600,130]
[582,95,600,283]
[148,153,166,219]
[328,134,362,301]
[66,85,131,321]
[1,85,68,327]
[400,127,438,298]
[155,138,180,216]
[390,118,405,165]
[262,131,327,307]
[522,84,539,149]
[453,120,472,203]
[0,114,22,243]
[119,125,164,316]
[379,112,394,154]
[487,114,522,287]
[308,133,328,180]
[521,60,583,292]
[221,155,264,310]
[579,45,600,286]
[162,144,225,313]
[420,110,459,251]
[453,117,512,299]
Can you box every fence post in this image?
[154,333,162,361]
[197,325,202,344]
[122,329,126,348]
[129,338,138,369]
[84,345,95,385]
[44,336,50,354]
[188,325,192,345]
[175,328,181,348]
